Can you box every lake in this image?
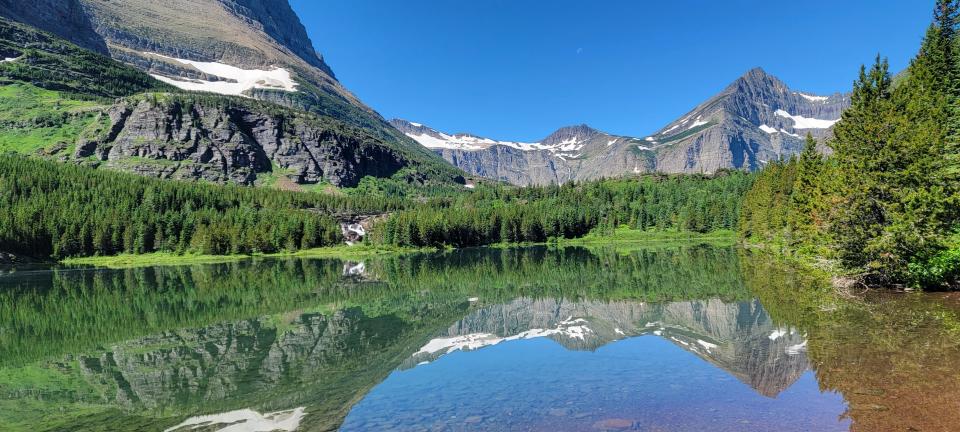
[0,245,958,431]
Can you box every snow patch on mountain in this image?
[798,93,829,102]
[759,124,778,134]
[775,109,838,129]
[163,407,306,432]
[780,128,801,138]
[399,122,621,156]
[688,116,708,129]
[146,52,297,97]
[697,340,718,350]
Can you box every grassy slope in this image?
[0,83,108,154]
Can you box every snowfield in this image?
[163,407,306,432]
[405,131,542,151]
[775,109,839,129]
[798,93,830,102]
[688,116,709,129]
[402,128,598,154]
[760,124,803,138]
[145,52,298,97]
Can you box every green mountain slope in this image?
[0,18,465,189]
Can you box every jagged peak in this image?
[540,124,601,145]
[741,67,770,79]
[728,67,789,94]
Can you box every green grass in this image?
[0,83,105,154]
[60,244,435,269]
[560,226,736,246]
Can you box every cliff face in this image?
[436,146,575,186]
[73,98,415,187]
[0,0,107,54]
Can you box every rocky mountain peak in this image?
[217,0,334,77]
[540,124,601,146]
[726,67,790,98]
[389,119,433,135]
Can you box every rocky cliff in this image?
[71,97,437,187]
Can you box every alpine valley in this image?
[2,2,960,431]
[393,68,850,186]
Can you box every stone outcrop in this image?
[74,98,413,187]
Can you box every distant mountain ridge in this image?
[391,120,653,186]
[394,68,850,186]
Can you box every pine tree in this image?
[828,57,897,274]
[789,134,825,242]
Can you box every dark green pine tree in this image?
[883,1,960,283]
[933,0,960,140]
[828,57,899,276]
[788,133,825,242]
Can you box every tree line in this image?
[0,155,405,258]
[739,0,960,288]
[373,172,754,248]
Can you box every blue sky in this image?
[291,0,933,141]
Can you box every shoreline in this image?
[58,230,736,269]
[59,245,436,269]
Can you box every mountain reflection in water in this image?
[0,245,957,431]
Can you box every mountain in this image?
[0,1,464,188]
[651,68,849,173]
[394,68,849,186]
[391,120,654,186]
[1,0,342,100]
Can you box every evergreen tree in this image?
[789,134,826,242]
